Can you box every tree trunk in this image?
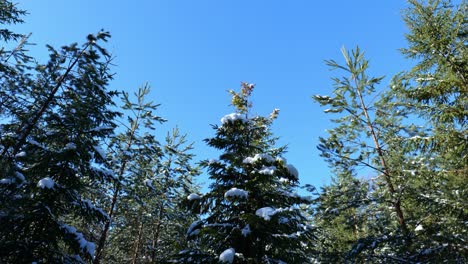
[4,42,90,157]
[355,83,408,234]
[93,115,140,263]
[131,219,144,264]
[150,204,164,263]
[93,182,120,263]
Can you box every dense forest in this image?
[0,0,466,263]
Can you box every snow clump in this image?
[258,166,276,175]
[38,177,55,189]
[15,151,26,158]
[241,224,251,237]
[219,248,235,263]
[224,188,248,199]
[221,113,247,125]
[256,207,277,221]
[187,193,201,200]
[243,153,275,164]
[61,224,96,256]
[286,164,299,178]
[187,220,203,236]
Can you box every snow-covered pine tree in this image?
[0,26,119,263]
[180,83,315,263]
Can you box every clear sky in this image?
[13,0,414,189]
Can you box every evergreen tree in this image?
[0,19,119,264]
[313,170,370,262]
[388,0,467,261]
[313,1,467,262]
[93,85,166,263]
[313,47,424,262]
[103,127,200,264]
[92,86,199,263]
[180,83,315,263]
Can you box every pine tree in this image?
[313,170,369,262]
[0,23,119,263]
[93,85,166,263]
[313,47,422,262]
[103,128,200,264]
[144,128,200,263]
[180,83,315,263]
[313,1,467,261]
[386,0,467,261]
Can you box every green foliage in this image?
[313,0,467,262]
[0,9,119,261]
[180,83,315,263]
[93,85,200,263]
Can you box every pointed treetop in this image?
[228,82,255,113]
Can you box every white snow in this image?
[91,166,117,180]
[82,199,109,220]
[15,151,26,158]
[64,142,76,150]
[415,224,424,231]
[15,171,25,181]
[89,125,113,132]
[243,153,275,164]
[219,248,235,263]
[415,77,435,82]
[187,193,201,200]
[409,135,430,140]
[61,224,96,256]
[144,179,154,189]
[243,157,255,164]
[256,207,277,221]
[37,177,55,189]
[187,220,202,236]
[314,95,331,101]
[258,166,276,175]
[0,178,12,184]
[93,145,106,159]
[208,159,219,165]
[241,224,251,237]
[221,113,247,125]
[279,177,289,183]
[224,188,248,199]
[287,164,299,178]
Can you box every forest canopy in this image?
[0,0,466,263]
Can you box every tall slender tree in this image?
[93,84,166,263]
[313,47,424,262]
[0,17,119,263]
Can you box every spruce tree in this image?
[388,0,467,261]
[0,24,119,263]
[180,83,315,263]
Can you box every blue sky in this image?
[14,0,413,189]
